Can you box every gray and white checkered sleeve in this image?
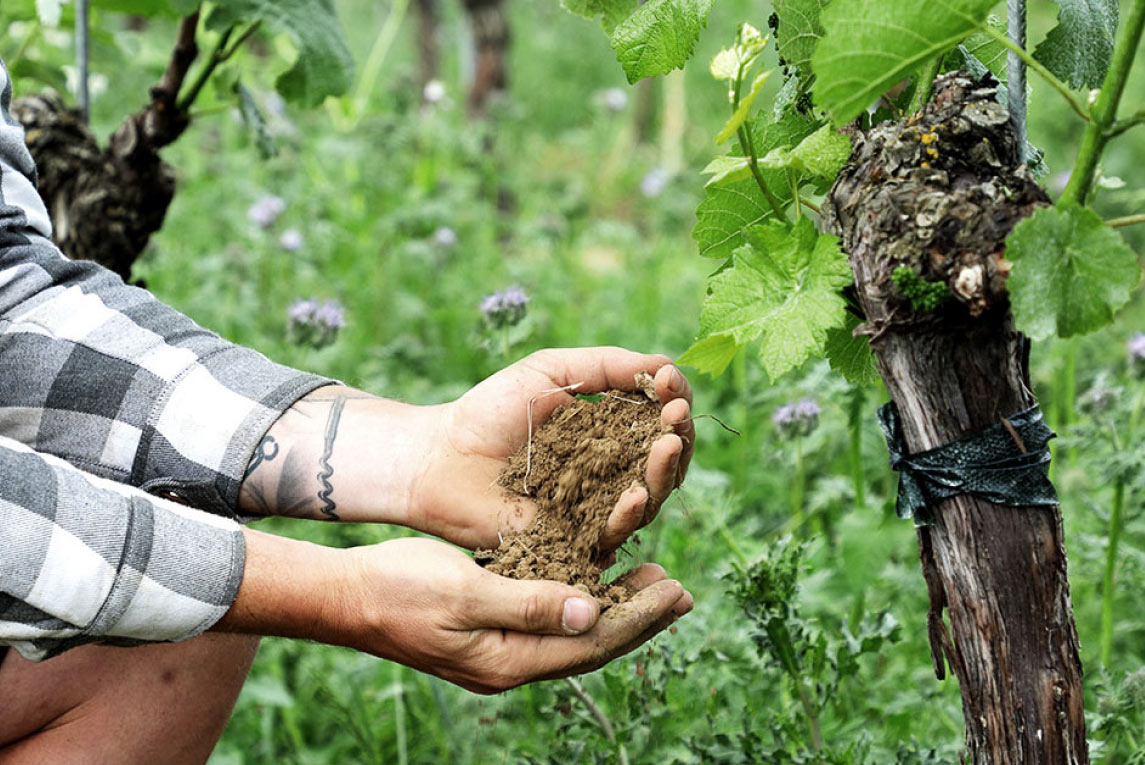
[0,434,245,661]
[0,59,332,518]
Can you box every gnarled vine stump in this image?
[825,72,1088,763]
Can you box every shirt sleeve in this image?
[0,59,331,518]
[0,434,245,662]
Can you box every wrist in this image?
[214,528,359,647]
[237,386,435,527]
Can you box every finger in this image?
[660,397,695,486]
[610,588,694,659]
[644,433,683,524]
[611,563,668,591]
[509,578,688,682]
[523,347,673,395]
[654,364,693,407]
[599,485,648,553]
[469,572,601,636]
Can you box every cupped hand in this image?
[341,538,694,693]
[409,348,695,552]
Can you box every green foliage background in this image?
[2,0,1145,761]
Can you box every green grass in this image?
[7,0,1145,760]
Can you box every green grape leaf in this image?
[93,0,191,15]
[1033,0,1118,90]
[812,0,996,124]
[561,0,638,34]
[686,217,852,380]
[694,112,820,258]
[209,0,353,107]
[758,123,850,177]
[1007,205,1141,340]
[701,155,752,186]
[774,0,829,71]
[715,71,771,143]
[677,333,739,375]
[959,15,1007,83]
[825,312,879,386]
[609,0,715,83]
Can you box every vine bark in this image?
[826,72,1088,763]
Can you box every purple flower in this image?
[432,226,458,248]
[480,285,529,328]
[288,298,346,348]
[601,87,628,113]
[640,167,669,198]
[248,195,286,229]
[279,229,304,251]
[1129,333,1145,365]
[772,398,820,437]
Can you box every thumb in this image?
[471,572,601,636]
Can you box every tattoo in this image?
[316,396,347,521]
[244,436,279,479]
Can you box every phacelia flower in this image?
[640,167,669,198]
[248,195,286,229]
[279,229,304,251]
[432,226,458,249]
[480,285,529,329]
[772,398,821,438]
[601,87,628,113]
[1129,333,1145,367]
[288,298,346,349]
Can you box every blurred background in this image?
[2,0,1145,761]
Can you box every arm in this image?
[0,435,244,662]
[237,349,696,551]
[216,528,693,693]
[0,59,330,519]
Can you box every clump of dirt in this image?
[476,373,670,608]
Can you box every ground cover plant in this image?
[2,0,1145,762]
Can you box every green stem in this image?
[176,20,262,112]
[909,55,942,114]
[792,436,806,535]
[796,682,825,753]
[1108,110,1145,138]
[733,350,748,492]
[732,63,785,217]
[393,664,408,765]
[1108,213,1145,229]
[1060,0,1145,205]
[1063,339,1078,465]
[8,20,41,69]
[789,169,802,220]
[350,0,410,123]
[981,25,1092,124]
[848,387,866,511]
[1101,478,1126,667]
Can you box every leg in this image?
[0,633,260,764]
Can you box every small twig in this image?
[176,19,262,113]
[982,25,1092,124]
[1108,213,1145,229]
[523,382,583,494]
[604,392,647,406]
[687,413,741,436]
[75,0,90,122]
[1107,110,1145,138]
[1000,417,1028,454]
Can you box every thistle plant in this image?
[773,398,820,535]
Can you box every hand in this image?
[219,531,694,693]
[408,348,695,551]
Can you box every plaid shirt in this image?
[0,60,330,661]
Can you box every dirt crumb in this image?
[476,374,669,609]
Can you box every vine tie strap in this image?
[878,402,1058,525]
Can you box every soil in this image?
[476,373,670,608]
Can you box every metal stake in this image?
[1007,0,1028,164]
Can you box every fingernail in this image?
[562,598,595,634]
[668,366,685,393]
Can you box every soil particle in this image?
[476,373,670,608]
